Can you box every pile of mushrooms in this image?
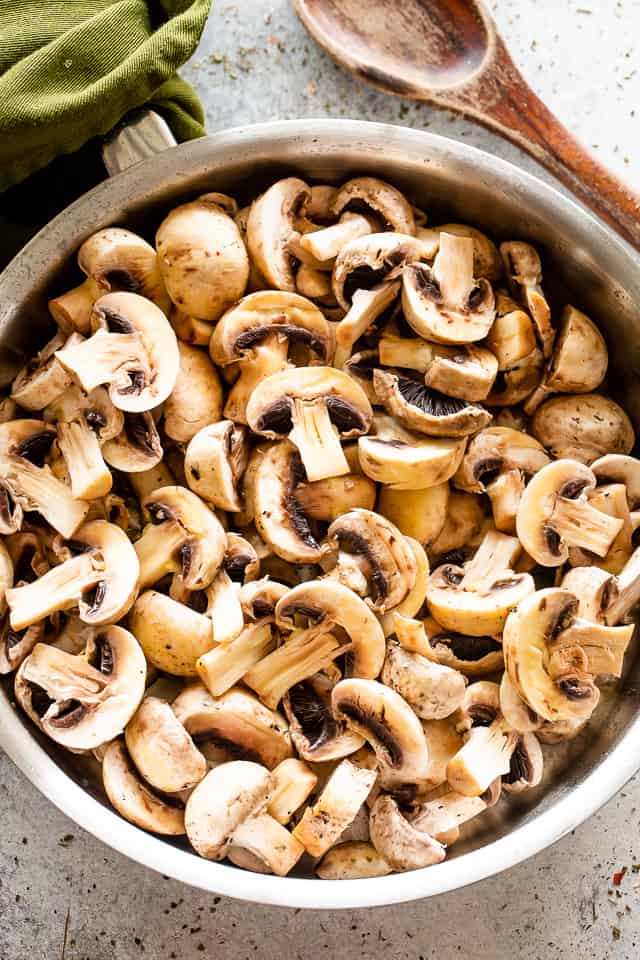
[3,175,638,880]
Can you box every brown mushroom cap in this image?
[532,394,635,463]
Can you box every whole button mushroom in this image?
[531,394,635,464]
[55,291,180,413]
[246,366,372,483]
[185,761,304,876]
[156,194,249,321]
[373,369,492,438]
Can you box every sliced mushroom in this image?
[402,232,495,344]
[299,212,378,264]
[283,673,365,762]
[102,739,186,835]
[163,342,222,443]
[15,626,146,750]
[516,459,624,566]
[102,411,163,473]
[268,758,318,824]
[125,697,206,793]
[359,414,466,490]
[453,427,550,534]
[210,290,332,423]
[185,761,304,875]
[381,642,466,719]
[129,590,214,676]
[55,291,179,412]
[11,330,76,411]
[373,369,492,438]
[316,841,392,880]
[486,291,537,369]
[500,241,554,357]
[531,394,635,463]
[426,530,533,636]
[422,616,504,676]
[134,486,226,590]
[156,195,249,321]
[6,520,139,630]
[247,366,372,482]
[292,758,377,858]
[276,579,386,680]
[369,795,446,872]
[430,223,502,282]
[330,177,416,236]
[377,482,449,547]
[243,628,343,710]
[78,227,170,313]
[185,421,249,512]
[246,178,311,291]
[172,683,293,770]
[524,305,608,414]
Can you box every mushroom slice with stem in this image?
[377,483,449,548]
[210,290,332,423]
[486,291,537,370]
[402,232,495,344]
[378,540,429,632]
[330,176,416,236]
[10,330,77,410]
[422,344,498,403]
[268,758,318,825]
[184,421,249,512]
[292,758,377,858]
[523,305,608,414]
[186,761,304,875]
[102,411,163,473]
[240,577,289,622]
[532,394,635,463]
[6,520,139,630]
[381,641,466,720]
[500,241,554,357]
[326,508,417,613]
[246,366,372,483]
[129,591,214,676]
[156,194,249,321]
[14,625,146,750]
[198,532,259,645]
[48,278,101,336]
[563,545,640,627]
[332,679,431,788]
[358,414,466,491]
[422,616,504,677]
[567,482,633,574]
[243,628,344,710]
[453,427,550,534]
[172,684,293,771]
[299,212,378,263]
[102,740,186,835]
[516,459,624,567]
[134,486,226,590]
[246,178,311,291]
[446,708,518,797]
[276,579,386,680]
[283,673,365,762]
[124,697,206,793]
[369,795,446,872]
[162,341,223,443]
[55,291,179,412]
[373,369,492,438]
[316,841,392,880]
[426,529,533,636]
[429,223,502,282]
[196,619,276,698]
[484,347,545,407]
[78,227,170,313]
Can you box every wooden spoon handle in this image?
[449,40,640,251]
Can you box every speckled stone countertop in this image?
[1,2,640,958]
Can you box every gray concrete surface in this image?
[1,1,640,958]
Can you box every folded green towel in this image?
[0,0,212,192]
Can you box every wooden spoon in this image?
[293,0,640,250]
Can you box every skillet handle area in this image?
[102,109,178,177]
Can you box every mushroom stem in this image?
[446,719,518,796]
[56,421,112,500]
[551,497,624,557]
[378,331,433,371]
[55,329,145,395]
[243,629,343,709]
[411,791,488,836]
[231,813,304,876]
[300,213,374,262]
[196,621,276,698]
[20,642,108,702]
[48,278,100,335]
[486,470,525,535]
[289,399,350,482]
[334,281,400,366]
[432,233,474,306]
[205,571,244,645]
[7,552,103,630]
[134,521,188,589]
[0,457,88,538]
[461,530,521,593]
[605,546,640,625]
[554,619,634,678]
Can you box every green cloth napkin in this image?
[0,0,212,192]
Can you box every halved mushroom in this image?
[568,482,633,574]
[332,679,431,787]
[172,683,293,770]
[484,348,545,407]
[373,369,492,438]
[446,705,517,797]
[428,490,490,561]
[330,177,416,236]
[499,671,542,733]
[426,530,533,636]
[246,178,311,291]
[524,305,608,414]
[316,841,392,880]
[196,532,259,645]
[294,467,376,521]
[563,545,640,627]
[402,232,495,344]
[185,421,249,512]
[326,508,417,612]
[185,761,304,875]
[268,758,318,824]
[129,590,214,676]
[78,227,170,314]
[134,486,226,590]
[500,241,554,357]
[0,420,88,537]
[359,414,466,490]
[299,212,378,264]
[196,619,276,697]
[532,394,635,463]
[292,758,377,858]
[377,483,449,547]
[102,411,163,473]
[486,291,538,370]
[102,739,186,835]
[246,366,372,482]
[15,625,146,750]
[453,427,550,534]
[243,628,344,710]
[55,291,179,413]
[240,577,289,621]
[369,795,446,871]
[516,459,624,566]
[210,291,332,423]
[48,278,101,335]
[169,306,215,348]
[11,331,77,411]
[428,223,502,282]
[502,731,544,793]
[592,454,640,512]
[163,342,222,443]
[276,579,386,680]
[6,520,139,630]
[410,788,491,838]
[125,696,206,793]
[156,194,249,321]
[381,641,466,719]
[422,616,504,676]
[283,673,365,762]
